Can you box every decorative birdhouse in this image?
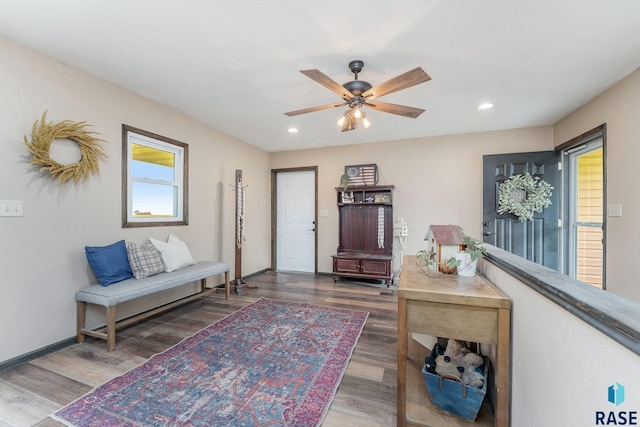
[424,225,465,272]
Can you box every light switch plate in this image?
[319,209,329,217]
[0,200,23,217]
[608,204,622,217]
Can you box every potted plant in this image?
[416,248,435,273]
[416,249,459,275]
[439,256,460,274]
[339,173,353,203]
[455,235,488,276]
[340,173,350,189]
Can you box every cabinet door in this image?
[360,258,390,277]
[334,257,360,274]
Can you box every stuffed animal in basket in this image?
[434,339,486,388]
[444,339,469,359]
[461,352,485,388]
[434,339,466,378]
[434,353,462,378]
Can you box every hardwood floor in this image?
[0,271,399,427]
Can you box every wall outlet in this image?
[0,200,23,217]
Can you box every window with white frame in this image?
[122,125,188,227]
[566,138,604,288]
[559,124,606,289]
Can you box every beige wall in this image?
[479,259,640,426]
[554,68,640,302]
[0,37,271,362]
[270,127,554,276]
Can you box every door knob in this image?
[483,231,492,236]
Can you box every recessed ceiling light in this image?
[288,127,298,133]
[478,103,494,110]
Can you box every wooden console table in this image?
[397,255,511,427]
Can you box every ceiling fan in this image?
[284,60,431,132]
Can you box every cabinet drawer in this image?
[334,258,360,274]
[406,300,498,344]
[361,259,390,276]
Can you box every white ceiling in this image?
[2,1,640,152]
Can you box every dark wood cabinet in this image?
[332,185,394,286]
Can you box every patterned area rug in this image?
[51,297,368,427]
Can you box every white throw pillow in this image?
[149,233,196,272]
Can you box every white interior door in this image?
[276,171,315,272]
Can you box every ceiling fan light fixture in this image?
[337,110,349,126]
[362,113,372,129]
[479,103,494,110]
[337,105,372,130]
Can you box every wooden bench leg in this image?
[76,301,86,343]
[106,306,116,351]
[225,271,230,299]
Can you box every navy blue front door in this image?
[482,151,561,271]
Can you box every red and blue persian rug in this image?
[51,297,368,427]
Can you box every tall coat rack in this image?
[231,169,255,295]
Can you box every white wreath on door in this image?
[497,173,553,222]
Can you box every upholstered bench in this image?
[76,261,229,351]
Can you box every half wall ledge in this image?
[482,244,640,357]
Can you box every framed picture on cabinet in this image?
[374,193,391,203]
[344,164,378,186]
[341,191,354,203]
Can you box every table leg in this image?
[397,298,408,427]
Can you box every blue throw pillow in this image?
[85,240,134,286]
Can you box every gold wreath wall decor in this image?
[24,111,108,183]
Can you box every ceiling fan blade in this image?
[284,102,347,117]
[300,69,354,100]
[362,67,431,100]
[365,100,425,118]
